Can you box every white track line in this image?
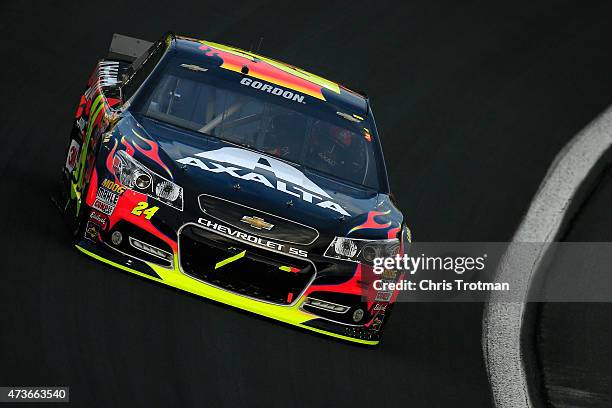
[482,107,612,408]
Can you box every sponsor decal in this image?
[372,303,388,312]
[76,117,86,131]
[98,61,119,87]
[371,314,385,331]
[65,140,80,172]
[85,221,101,242]
[84,61,120,100]
[92,186,120,216]
[177,147,350,216]
[240,77,306,104]
[92,199,115,216]
[180,64,208,72]
[197,217,308,258]
[336,111,361,123]
[101,178,126,194]
[96,187,120,205]
[374,290,392,302]
[88,210,108,229]
[381,269,398,280]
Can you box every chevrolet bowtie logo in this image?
[241,216,274,230]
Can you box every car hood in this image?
[114,112,403,243]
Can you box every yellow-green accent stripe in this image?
[75,245,162,282]
[215,250,246,269]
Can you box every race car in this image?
[56,32,410,345]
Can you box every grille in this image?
[179,224,316,305]
[198,194,319,245]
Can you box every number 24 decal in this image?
[131,202,159,220]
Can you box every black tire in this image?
[68,181,90,239]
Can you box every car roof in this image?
[171,35,369,116]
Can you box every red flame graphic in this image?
[348,210,392,235]
[121,137,134,156]
[387,226,400,239]
[106,139,118,175]
[131,129,173,179]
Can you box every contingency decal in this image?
[85,221,101,242]
[101,178,126,194]
[92,179,123,216]
[65,140,80,172]
[88,210,108,229]
[177,147,350,216]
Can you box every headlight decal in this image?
[324,237,400,264]
[334,237,358,258]
[155,180,181,202]
[112,150,183,211]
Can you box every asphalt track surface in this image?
[2,1,612,407]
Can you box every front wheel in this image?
[66,176,92,239]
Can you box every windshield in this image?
[132,57,383,190]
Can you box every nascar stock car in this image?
[55,32,410,344]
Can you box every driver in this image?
[262,113,304,159]
[307,123,354,170]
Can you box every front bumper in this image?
[75,237,382,345]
